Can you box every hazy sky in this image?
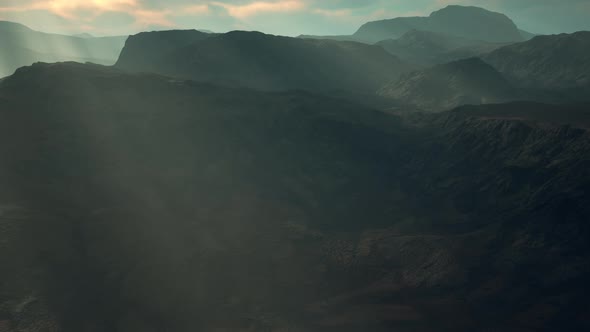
[1,0,589,36]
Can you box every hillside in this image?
[377,30,508,65]
[378,58,515,111]
[483,31,590,89]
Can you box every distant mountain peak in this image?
[353,5,523,43]
[430,5,506,16]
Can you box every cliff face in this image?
[0,64,589,332]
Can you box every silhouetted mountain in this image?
[1,62,589,331]
[483,31,590,89]
[377,30,508,65]
[378,58,515,111]
[116,30,413,93]
[0,21,127,77]
[353,5,524,43]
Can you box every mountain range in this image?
[1,3,590,332]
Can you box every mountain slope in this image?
[378,58,515,111]
[355,5,523,43]
[377,30,508,65]
[483,31,590,89]
[1,63,590,331]
[0,21,127,77]
[115,30,413,93]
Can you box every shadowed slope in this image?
[483,31,590,89]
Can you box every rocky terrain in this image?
[0,63,589,332]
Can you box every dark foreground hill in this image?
[0,21,126,77]
[0,63,589,332]
[115,30,412,93]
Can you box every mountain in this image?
[0,21,127,77]
[116,30,413,94]
[302,5,524,44]
[116,29,213,72]
[356,5,524,43]
[378,58,515,111]
[483,31,590,89]
[377,30,509,65]
[1,62,589,331]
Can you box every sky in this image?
[1,0,589,37]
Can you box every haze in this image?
[1,0,589,36]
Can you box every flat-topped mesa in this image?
[115,30,212,71]
[114,30,413,93]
